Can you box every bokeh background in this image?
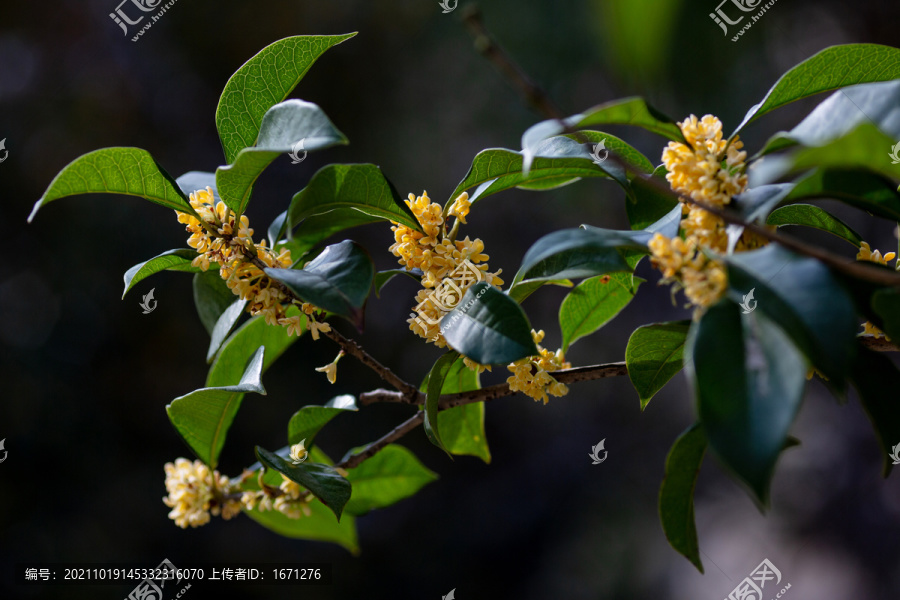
[2,0,900,598]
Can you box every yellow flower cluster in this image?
[390,191,503,347]
[178,188,331,340]
[650,115,767,315]
[162,458,241,529]
[241,475,313,519]
[506,330,571,404]
[857,241,896,339]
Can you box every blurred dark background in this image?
[2,0,900,598]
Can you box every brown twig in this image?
[336,412,425,470]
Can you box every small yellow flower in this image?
[506,329,571,404]
[162,458,238,528]
[448,191,471,224]
[290,439,309,464]
[315,351,344,384]
[857,241,895,340]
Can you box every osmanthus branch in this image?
[462,6,900,289]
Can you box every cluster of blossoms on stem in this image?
[177,187,331,340]
[857,241,897,339]
[163,441,317,528]
[648,115,769,316]
[507,330,571,404]
[162,458,241,528]
[390,192,571,403]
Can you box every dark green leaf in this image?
[287,395,359,447]
[627,167,679,230]
[724,245,858,387]
[193,271,238,336]
[514,229,643,285]
[625,321,691,410]
[732,44,900,136]
[206,300,248,363]
[521,98,684,167]
[344,444,438,516]
[766,204,862,247]
[441,283,538,365]
[29,148,191,222]
[784,169,900,222]
[255,446,351,521]
[123,249,202,298]
[872,288,900,342]
[216,100,347,217]
[733,184,795,223]
[756,80,900,156]
[216,33,356,164]
[207,311,302,387]
[166,347,267,469]
[686,302,806,504]
[278,208,383,257]
[265,240,374,327]
[658,423,707,573]
[424,352,460,453]
[850,347,900,477]
[560,273,642,351]
[286,164,420,234]
[506,279,573,304]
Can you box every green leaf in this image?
[514,229,641,285]
[766,204,862,247]
[193,271,238,336]
[872,288,900,343]
[560,273,642,352]
[733,184,796,223]
[207,311,301,387]
[122,249,201,298]
[255,445,351,521]
[625,321,691,410]
[686,302,806,504]
[276,208,383,256]
[287,395,359,447]
[245,496,358,554]
[520,97,684,168]
[206,299,247,363]
[285,164,420,234]
[216,100,348,217]
[850,347,900,477]
[732,44,900,136]
[506,279,573,304]
[441,283,538,365]
[424,352,460,453]
[265,240,374,327]
[29,148,191,222]
[374,269,422,297]
[344,444,438,516]
[756,80,900,155]
[166,347,267,469]
[724,245,859,387]
[658,423,707,573]
[216,33,356,164]
[627,167,679,230]
[451,133,650,204]
[784,168,900,222]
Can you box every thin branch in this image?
[859,335,899,352]
[336,412,425,470]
